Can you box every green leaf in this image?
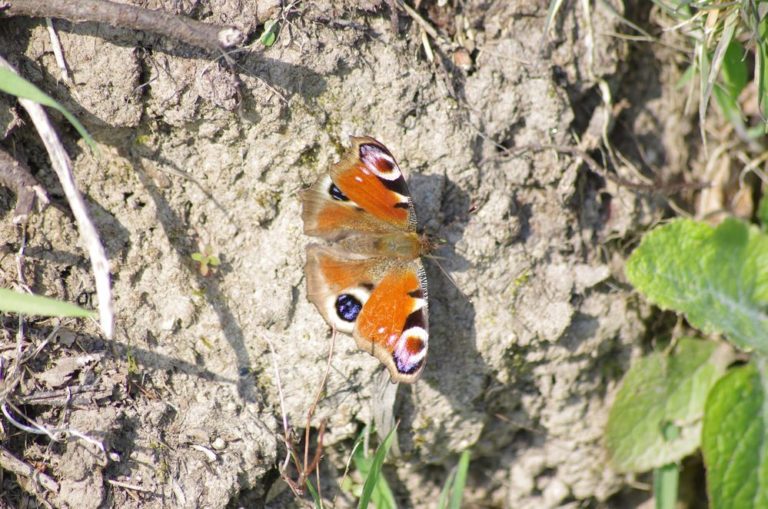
[0,288,95,317]
[358,424,398,509]
[626,218,768,353]
[759,195,768,231]
[259,20,278,47]
[605,338,728,472]
[702,361,768,508]
[712,39,748,130]
[758,21,768,126]
[438,450,470,509]
[701,10,739,132]
[653,462,679,509]
[0,68,96,152]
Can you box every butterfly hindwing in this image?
[305,244,378,334]
[353,261,428,383]
[304,244,429,383]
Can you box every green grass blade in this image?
[437,470,456,509]
[757,14,768,125]
[544,0,567,36]
[358,424,398,509]
[0,68,96,151]
[449,451,470,509]
[700,9,738,138]
[0,288,95,317]
[653,462,679,509]
[305,479,323,509]
[438,450,471,509]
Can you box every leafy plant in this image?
[339,426,471,509]
[259,20,279,47]
[191,246,221,277]
[608,218,768,507]
[437,450,471,509]
[653,0,768,138]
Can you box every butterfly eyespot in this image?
[359,144,401,181]
[328,182,349,201]
[404,336,425,355]
[393,326,428,374]
[335,293,362,322]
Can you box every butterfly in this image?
[301,136,432,384]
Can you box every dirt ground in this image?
[0,1,697,507]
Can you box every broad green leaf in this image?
[626,219,768,353]
[0,288,94,317]
[605,338,729,472]
[702,361,768,508]
[0,68,96,151]
[438,450,470,509]
[358,425,397,509]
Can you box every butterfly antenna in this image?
[426,253,467,300]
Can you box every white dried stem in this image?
[0,55,114,338]
[0,445,60,493]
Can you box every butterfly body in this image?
[301,137,430,383]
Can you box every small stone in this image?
[453,48,473,72]
[211,437,226,450]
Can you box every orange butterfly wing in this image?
[304,245,428,383]
[301,137,416,239]
[353,266,428,382]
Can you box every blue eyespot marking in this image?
[329,183,348,201]
[336,294,362,322]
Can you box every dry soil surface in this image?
[0,1,694,507]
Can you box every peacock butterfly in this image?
[301,136,431,383]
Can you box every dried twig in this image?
[17,383,111,407]
[2,401,106,454]
[0,55,114,339]
[268,329,336,499]
[0,445,60,493]
[397,0,442,42]
[107,479,157,494]
[45,18,70,83]
[0,148,49,224]
[4,0,245,54]
[502,143,708,195]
